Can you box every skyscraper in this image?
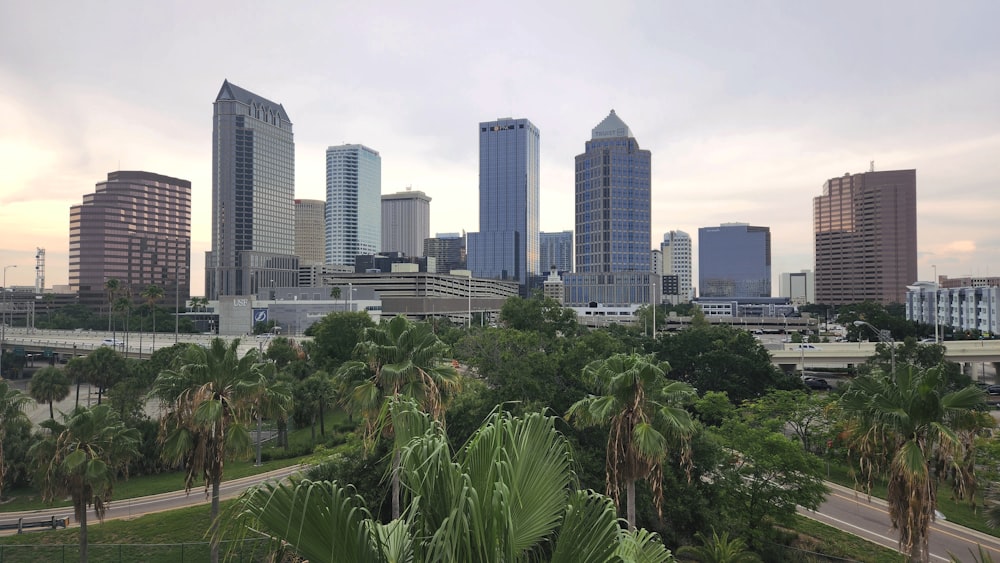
[564,110,653,306]
[467,118,540,288]
[424,233,466,274]
[814,169,917,304]
[539,231,573,273]
[206,80,298,299]
[70,171,191,310]
[660,230,692,304]
[294,199,326,266]
[698,223,771,298]
[382,189,431,257]
[326,144,382,267]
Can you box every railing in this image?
[0,538,269,563]
[0,516,69,534]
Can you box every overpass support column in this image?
[992,362,1000,383]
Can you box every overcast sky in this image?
[2,1,998,296]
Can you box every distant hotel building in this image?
[660,230,692,304]
[564,110,654,306]
[814,169,917,304]
[382,189,431,258]
[699,223,771,298]
[467,118,540,289]
[779,270,815,305]
[70,171,191,310]
[206,80,298,299]
[539,231,573,273]
[326,144,382,267]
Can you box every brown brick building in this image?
[813,169,917,305]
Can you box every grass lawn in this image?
[791,514,906,562]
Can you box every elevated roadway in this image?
[770,340,1000,371]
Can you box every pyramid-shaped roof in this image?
[215,80,291,123]
[591,109,633,140]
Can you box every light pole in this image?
[932,264,940,344]
[1,265,16,379]
[467,273,472,329]
[854,320,895,375]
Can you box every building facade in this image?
[564,110,654,306]
[423,233,466,274]
[699,223,771,298]
[206,80,298,299]
[814,169,917,304]
[467,118,540,288]
[326,144,382,267]
[539,230,573,273]
[70,171,191,310]
[381,189,431,258]
[660,230,692,304]
[779,270,815,305]
[294,199,326,266]
[906,281,999,337]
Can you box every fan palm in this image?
[334,315,460,518]
[0,380,31,498]
[29,404,140,563]
[223,399,675,563]
[566,352,696,529]
[676,529,761,562]
[152,337,267,563]
[839,365,986,562]
[29,365,71,419]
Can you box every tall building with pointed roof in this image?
[206,80,298,299]
[563,110,654,306]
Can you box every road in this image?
[804,481,1000,561]
[0,464,305,534]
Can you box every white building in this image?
[326,144,382,267]
[906,281,1000,337]
[779,270,815,305]
[660,230,692,304]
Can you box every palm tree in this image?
[142,284,164,355]
[334,315,461,519]
[676,529,761,562]
[113,292,133,357]
[330,285,341,309]
[566,352,696,529]
[839,365,986,562]
[104,278,120,336]
[65,356,88,409]
[29,365,71,419]
[0,380,31,498]
[152,337,268,563]
[221,399,675,563]
[29,404,140,563]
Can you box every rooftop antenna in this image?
[869,160,875,172]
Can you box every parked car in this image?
[986,384,1000,396]
[803,377,832,391]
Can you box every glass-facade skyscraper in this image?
[698,223,772,298]
[467,118,540,288]
[564,110,654,306]
[326,144,382,267]
[206,80,298,299]
[540,230,573,273]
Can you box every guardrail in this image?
[0,515,69,534]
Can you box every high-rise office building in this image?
[539,230,573,273]
[206,80,298,299]
[382,189,431,258]
[814,169,917,304]
[698,223,771,298]
[661,230,692,304]
[70,171,191,310]
[779,270,815,305]
[564,110,653,306]
[295,199,326,265]
[467,118,540,288]
[424,233,466,274]
[326,144,382,267]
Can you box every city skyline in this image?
[3,2,999,295]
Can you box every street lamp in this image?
[1,265,16,379]
[854,320,895,374]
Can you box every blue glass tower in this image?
[467,118,540,288]
[564,110,653,306]
[698,223,772,298]
[326,144,382,266]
